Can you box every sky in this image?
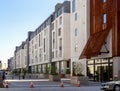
[0,0,65,63]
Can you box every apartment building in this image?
[7,57,14,71]
[28,1,71,74]
[29,16,52,73]
[70,0,90,76]
[12,0,120,82]
[14,42,27,71]
[13,1,71,75]
[23,40,28,69]
[51,2,70,74]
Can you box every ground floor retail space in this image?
[29,60,71,75]
[16,57,120,82]
[87,58,113,82]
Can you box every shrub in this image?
[66,69,70,74]
[50,65,57,75]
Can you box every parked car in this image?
[101,81,120,91]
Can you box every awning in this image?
[79,29,110,59]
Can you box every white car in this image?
[101,81,120,91]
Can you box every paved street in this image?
[6,80,73,88]
[3,81,103,91]
[0,86,102,91]
[1,75,103,91]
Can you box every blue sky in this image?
[0,0,64,63]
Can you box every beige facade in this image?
[29,25,51,73]
[51,13,70,73]
[70,0,90,76]
[13,1,71,76]
[14,42,27,70]
[23,42,27,68]
[15,48,21,69]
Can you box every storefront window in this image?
[102,59,108,63]
[95,59,101,63]
[87,65,94,80]
[87,58,113,82]
[88,60,94,64]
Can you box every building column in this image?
[113,57,120,80]
[63,61,67,74]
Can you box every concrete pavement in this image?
[4,74,102,91]
[5,75,76,88]
[7,81,73,88]
[0,86,102,91]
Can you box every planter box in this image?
[49,75,60,81]
[25,74,31,79]
[60,74,65,78]
[71,76,89,85]
[66,74,70,78]
[39,74,49,79]
[25,73,49,79]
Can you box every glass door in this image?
[87,58,113,82]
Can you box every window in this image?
[39,34,40,47]
[39,49,42,61]
[38,65,41,73]
[62,7,64,13]
[75,28,78,36]
[53,32,55,49]
[52,23,54,30]
[58,28,61,36]
[103,14,107,29]
[59,17,62,25]
[52,52,54,58]
[58,9,62,16]
[59,38,62,57]
[103,0,107,3]
[72,0,76,12]
[75,13,77,21]
[67,61,70,68]
[44,38,45,52]
[59,38,62,47]
[75,43,78,52]
[103,13,107,24]
[55,13,58,18]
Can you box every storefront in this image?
[87,58,113,82]
[79,0,120,82]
